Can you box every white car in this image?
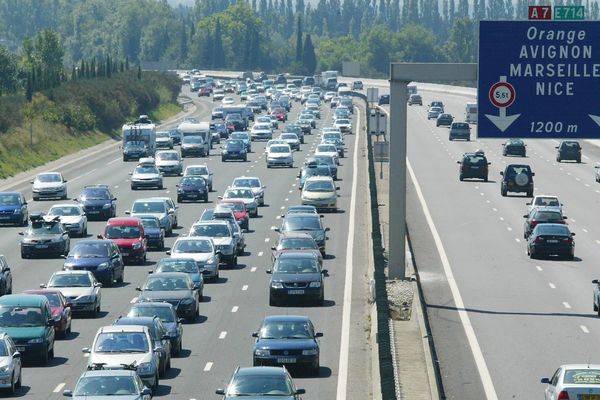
[128,198,174,235]
[526,195,562,213]
[213,90,225,101]
[427,106,443,119]
[315,143,340,164]
[301,176,339,212]
[222,96,235,105]
[184,164,213,192]
[256,116,277,129]
[0,334,21,394]
[279,133,300,151]
[221,187,259,217]
[334,118,352,133]
[266,144,293,168]
[231,176,266,206]
[188,221,238,267]
[42,270,101,317]
[541,364,600,400]
[250,123,273,141]
[31,172,68,201]
[266,139,286,152]
[130,163,163,190]
[322,131,344,144]
[324,92,336,102]
[46,204,88,237]
[167,237,220,281]
[155,131,174,149]
[155,150,183,176]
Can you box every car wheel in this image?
[484,177,488,182]
[269,295,277,306]
[15,370,21,389]
[204,195,208,203]
[501,186,507,197]
[106,271,114,287]
[459,175,464,181]
[159,239,165,251]
[557,157,561,162]
[83,225,88,237]
[526,190,533,197]
[449,137,453,141]
[153,375,159,393]
[529,248,537,259]
[7,373,15,394]
[49,345,54,359]
[117,268,124,283]
[94,302,100,317]
[221,157,226,162]
[312,359,320,376]
[577,158,581,163]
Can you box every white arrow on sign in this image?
[589,114,600,128]
[485,108,521,132]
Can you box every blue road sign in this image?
[478,21,600,139]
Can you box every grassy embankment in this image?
[0,71,182,179]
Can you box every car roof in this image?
[106,217,142,226]
[130,301,175,309]
[74,239,111,246]
[236,366,288,377]
[98,324,148,333]
[280,232,315,239]
[285,212,319,219]
[278,251,319,260]
[0,294,49,307]
[305,176,334,182]
[145,272,190,279]
[193,220,229,226]
[52,270,93,276]
[114,316,159,327]
[263,315,312,323]
[80,369,138,378]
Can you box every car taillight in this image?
[534,236,545,244]
[562,237,573,244]
[557,390,570,400]
[530,220,538,228]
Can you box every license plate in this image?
[547,240,559,243]
[277,357,296,363]
[36,244,48,249]
[0,216,10,220]
[16,347,25,352]
[188,194,198,198]
[288,290,304,295]
[121,252,129,256]
[581,395,600,400]
[87,211,100,214]
[470,166,479,169]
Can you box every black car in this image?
[136,272,201,322]
[457,152,490,181]
[127,302,183,356]
[122,141,151,161]
[225,114,246,132]
[378,95,390,105]
[221,139,248,162]
[500,164,535,197]
[267,252,327,306]
[216,367,305,399]
[502,139,526,157]
[302,76,315,86]
[177,176,208,203]
[556,140,581,163]
[75,185,117,220]
[274,213,329,255]
[436,113,454,127]
[527,223,575,260]
[63,239,125,286]
[168,128,182,145]
[211,122,229,139]
[252,315,322,375]
[20,214,70,258]
[523,207,567,239]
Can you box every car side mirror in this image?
[252,332,258,337]
[47,318,54,326]
[141,388,152,396]
[532,172,535,176]
[487,162,491,165]
[499,171,503,175]
[18,232,23,236]
[296,389,306,395]
[12,351,20,359]
[322,269,329,276]
[148,270,154,274]
[29,181,34,184]
[523,215,528,218]
[63,179,68,183]
[39,284,46,288]
[325,227,330,232]
[95,283,102,287]
[315,332,323,338]
[456,161,461,164]
[72,198,78,202]
[593,279,599,284]
[270,246,276,251]
[571,232,576,236]
[563,216,568,219]
[125,211,131,215]
[526,202,532,205]
[193,283,202,290]
[135,287,142,292]
[128,172,133,175]
[540,378,550,384]
[266,269,272,274]
[82,347,91,353]
[216,389,225,395]
[63,389,73,397]
[153,346,161,353]
[66,302,73,308]
[555,146,559,149]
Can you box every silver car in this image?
[47,204,88,237]
[130,164,163,190]
[231,176,266,206]
[184,164,213,192]
[155,131,174,149]
[128,199,174,236]
[0,333,21,394]
[189,221,238,267]
[63,369,152,399]
[155,150,183,176]
[43,270,101,317]
[221,187,259,217]
[31,172,68,200]
[168,237,220,281]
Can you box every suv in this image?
[500,164,535,197]
[449,122,471,141]
[352,81,363,90]
[556,140,581,163]
[457,152,490,181]
[378,95,390,105]
[408,94,422,105]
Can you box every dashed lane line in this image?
[258,251,263,257]
[581,325,590,333]
[549,283,556,289]
[231,306,239,313]
[562,302,571,309]
[219,331,227,339]
[204,362,213,371]
[242,285,248,291]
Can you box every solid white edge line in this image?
[335,107,360,400]
[407,159,498,400]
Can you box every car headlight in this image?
[309,281,321,288]
[132,242,142,250]
[315,233,325,241]
[302,348,318,355]
[137,362,153,374]
[254,349,270,357]
[63,264,73,270]
[206,257,215,265]
[28,338,44,344]
[97,262,109,270]
[13,209,20,214]
[53,314,62,321]
[0,365,10,374]
[180,298,194,305]
[271,282,283,289]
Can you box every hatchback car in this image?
[301,176,339,212]
[155,150,183,176]
[31,172,68,200]
[136,272,201,322]
[502,139,527,157]
[268,252,326,306]
[457,152,490,181]
[20,214,70,258]
[271,232,323,266]
[23,289,72,338]
[0,333,21,393]
[427,106,443,119]
[527,223,575,260]
[266,144,294,168]
[216,366,305,399]
[275,213,328,255]
[541,364,600,400]
[230,132,251,152]
[523,207,567,239]
[63,369,152,399]
[448,122,471,141]
[167,238,220,282]
[252,315,322,375]
[279,133,300,151]
[231,176,266,206]
[0,192,28,226]
[47,203,88,237]
[556,140,582,163]
[176,176,208,203]
[63,239,124,286]
[183,164,213,191]
[408,93,422,105]
[155,131,174,149]
[153,258,204,299]
[378,95,390,105]
[436,113,454,127]
[130,163,163,190]
[251,124,274,141]
[101,217,147,265]
[127,302,183,356]
[75,185,117,220]
[181,135,207,157]
[188,221,238,268]
[137,215,165,250]
[43,270,102,316]
[221,188,259,217]
[221,139,248,162]
[122,141,151,161]
[500,164,535,197]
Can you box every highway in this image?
[0,85,373,399]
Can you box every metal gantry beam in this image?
[388,63,477,280]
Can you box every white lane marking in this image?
[114,185,119,189]
[69,168,97,183]
[515,238,520,243]
[130,297,138,303]
[289,190,293,193]
[107,157,121,165]
[576,177,581,181]
[276,215,281,219]
[280,206,285,210]
[284,198,289,202]
[246,170,250,173]
[264,238,270,242]
[596,240,600,245]
[258,251,264,257]
[406,160,499,400]
[584,155,590,160]
[499,217,504,221]
[231,306,239,313]
[492,208,498,212]
[583,229,588,233]
[251,165,255,168]
[474,186,479,189]
[53,383,66,393]
[507,227,512,231]
[549,283,556,289]
[204,362,213,371]
[219,331,227,339]
[242,285,248,291]
[536,266,543,271]
[562,302,571,309]
[251,267,257,272]
[570,218,576,223]
[337,108,360,400]
[292,183,296,187]
[485,200,490,204]
[165,190,170,194]
[83,353,90,357]
[480,192,484,196]
[586,184,590,187]
[581,325,590,333]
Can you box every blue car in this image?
[62,239,125,286]
[0,192,28,226]
[153,258,204,299]
[137,215,165,250]
[252,315,322,375]
[177,176,208,203]
[221,139,248,162]
[75,185,117,220]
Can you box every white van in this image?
[337,87,352,98]
[178,121,211,154]
[465,103,477,124]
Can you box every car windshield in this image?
[280,237,318,250]
[157,259,198,274]
[233,178,260,188]
[562,141,580,149]
[226,141,244,149]
[128,305,175,323]
[231,133,248,140]
[49,274,92,288]
[281,134,297,140]
[132,201,165,213]
[222,202,245,212]
[305,180,335,192]
[140,218,160,229]
[173,240,212,253]
[70,243,110,258]
[0,306,44,327]
[225,189,254,199]
[507,166,531,176]
[304,166,330,178]
[270,146,289,153]
[93,332,149,353]
[254,124,271,130]
[181,177,205,186]
[41,293,61,307]
[105,225,140,239]
[125,142,145,149]
[563,369,600,384]
[27,222,62,235]
[157,152,178,161]
[228,375,293,396]
[48,206,82,216]
[336,119,350,125]
[74,376,138,396]
[186,166,209,175]
[143,276,190,291]
[81,188,110,200]
[508,139,524,145]
[190,224,230,237]
[317,145,336,153]
[536,225,570,235]
[275,257,319,273]
[465,155,487,165]
[0,194,20,206]
[453,123,469,129]
[260,320,313,339]
[534,197,560,207]
[36,173,61,183]
[156,132,170,138]
[134,165,158,174]
[183,136,203,144]
[283,216,321,231]
[440,114,452,118]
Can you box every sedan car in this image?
[230,132,252,152]
[231,176,266,206]
[274,213,328,255]
[523,207,567,239]
[266,144,294,168]
[216,366,305,399]
[128,198,174,236]
[75,185,117,220]
[279,133,300,151]
[127,301,183,356]
[436,113,454,127]
[63,239,124,285]
[221,139,248,162]
[527,195,562,213]
[155,130,174,149]
[301,176,339,212]
[31,172,68,200]
[155,150,183,176]
[0,333,21,394]
[136,272,200,322]
[63,369,152,400]
[130,163,163,190]
[138,215,165,250]
[42,270,101,316]
[251,124,274,141]
[541,364,600,400]
[221,187,259,217]
[333,118,351,134]
[177,176,208,203]
[502,138,527,157]
[47,203,88,237]
[427,106,443,119]
[252,315,322,375]
[153,258,204,299]
[20,214,70,258]
[527,223,575,260]
[271,232,323,266]
[167,238,220,282]
[268,252,326,306]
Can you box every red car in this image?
[271,107,287,122]
[198,86,212,97]
[99,217,147,264]
[219,199,250,230]
[24,289,72,337]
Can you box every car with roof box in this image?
[457,151,491,181]
[20,214,70,258]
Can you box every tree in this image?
[302,34,316,74]
[295,16,303,62]
[0,46,19,95]
[212,18,225,68]
[25,70,33,102]
[137,64,142,80]
[179,21,188,63]
[443,17,476,62]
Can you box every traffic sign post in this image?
[478,20,600,139]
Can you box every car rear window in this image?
[536,225,570,235]
[532,211,563,221]
[465,156,486,165]
[453,123,469,129]
[563,369,600,384]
